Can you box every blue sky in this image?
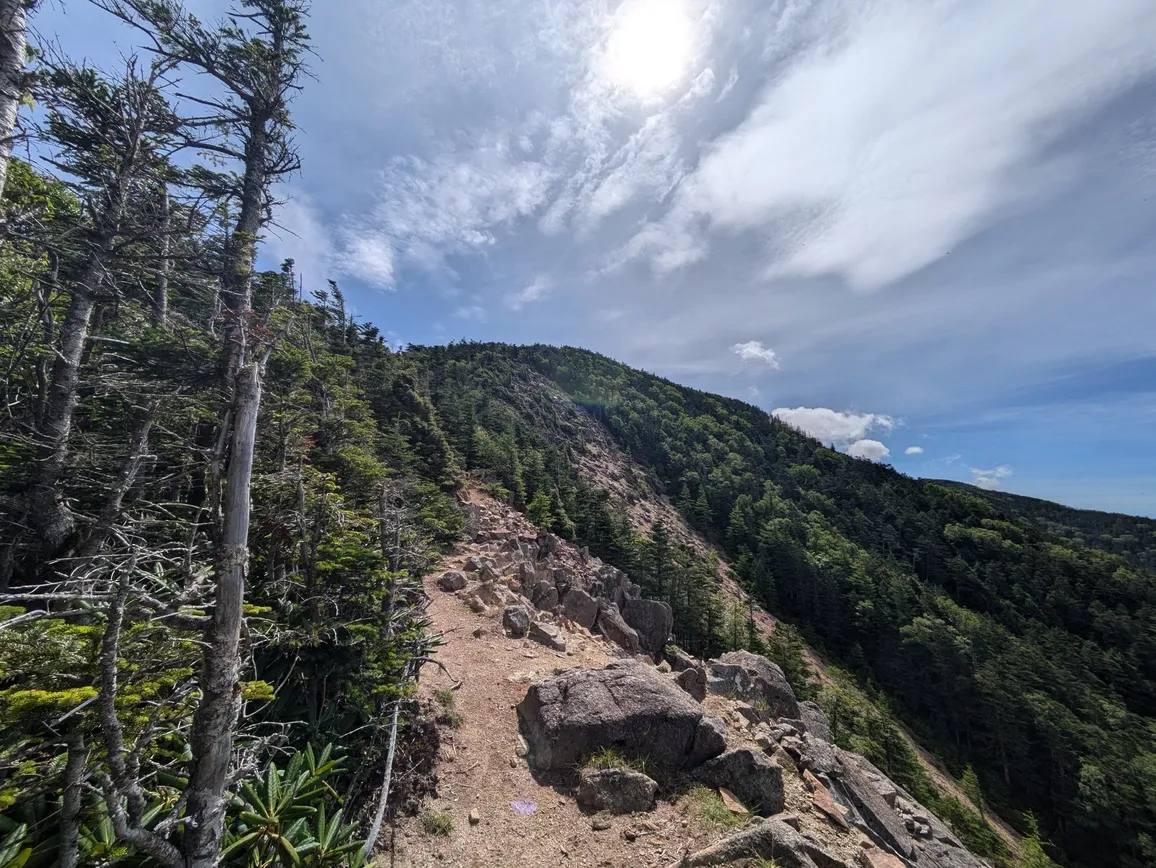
[39,0,1156,516]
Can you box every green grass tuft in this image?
[583,747,650,776]
[685,785,749,830]
[421,810,453,836]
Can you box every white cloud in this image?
[628,0,1156,288]
[971,465,1014,490]
[454,305,487,321]
[747,385,760,400]
[340,234,395,288]
[732,340,780,367]
[341,135,555,287]
[905,446,925,455]
[848,439,890,461]
[505,275,551,310]
[772,406,895,445]
[265,193,335,293]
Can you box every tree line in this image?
[0,2,463,865]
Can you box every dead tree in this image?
[0,0,33,196]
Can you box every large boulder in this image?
[690,748,785,816]
[595,600,641,654]
[708,650,800,719]
[503,604,531,638]
[436,570,468,591]
[562,587,599,630]
[516,660,726,772]
[622,598,673,654]
[577,768,658,814]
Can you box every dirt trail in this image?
[385,491,869,868]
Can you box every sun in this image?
[603,0,694,99]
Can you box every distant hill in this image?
[936,480,1156,570]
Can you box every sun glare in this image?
[603,0,694,99]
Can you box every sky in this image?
[38,0,1156,516]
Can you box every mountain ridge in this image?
[407,340,1156,868]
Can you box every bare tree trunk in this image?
[361,678,405,861]
[59,729,88,868]
[28,277,98,548]
[153,185,170,325]
[0,0,27,197]
[185,361,262,868]
[220,121,267,388]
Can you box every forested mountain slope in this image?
[936,481,1156,570]
[408,342,1156,868]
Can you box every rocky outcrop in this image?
[576,768,658,814]
[708,650,800,719]
[561,587,599,629]
[837,760,917,860]
[516,660,726,771]
[621,598,673,654]
[690,747,785,816]
[594,600,641,653]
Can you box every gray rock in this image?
[673,666,707,702]
[476,581,520,608]
[462,593,487,614]
[517,561,538,586]
[577,768,658,814]
[833,755,916,860]
[437,570,468,591]
[621,598,674,654]
[690,748,785,816]
[595,600,641,654]
[798,733,843,779]
[531,582,559,611]
[464,555,496,573]
[562,587,599,630]
[516,659,726,771]
[529,621,567,652]
[503,604,531,638]
[665,646,701,672]
[799,701,833,742]
[841,753,898,808]
[676,817,822,867]
[710,650,800,719]
[536,533,557,558]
